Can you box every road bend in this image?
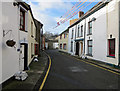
[43,50,120,90]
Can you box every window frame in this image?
[60,35,62,39]
[71,29,74,39]
[20,8,25,31]
[81,25,83,37]
[88,21,92,35]
[71,41,73,52]
[108,39,115,57]
[77,25,80,37]
[87,40,93,56]
[63,43,67,50]
[60,44,62,49]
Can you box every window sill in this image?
[79,36,83,37]
[87,34,92,36]
[20,29,27,32]
[86,54,93,57]
[107,55,115,58]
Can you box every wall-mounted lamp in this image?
[3,30,12,37]
[91,17,96,21]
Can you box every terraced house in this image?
[1,0,43,85]
[68,0,120,66]
[59,29,69,53]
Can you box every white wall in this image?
[85,5,107,63]
[53,42,59,49]
[68,26,76,55]
[2,1,19,83]
[68,1,120,65]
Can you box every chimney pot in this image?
[78,11,84,18]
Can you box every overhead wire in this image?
[59,0,82,23]
[53,0,102,29]
[60,0,87,24]
[62,0,96,24]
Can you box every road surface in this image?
[43,50,120,90]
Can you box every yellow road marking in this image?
[61,53,120,76]
[39,53,52,91]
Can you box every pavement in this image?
[43,50,120,90]
[2,51,48,91]
[62,51,120,74]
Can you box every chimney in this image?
[78,11,84,18]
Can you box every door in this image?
[24,44,28,70]
[81,42,83,54]
[20,43,28,71]
[20,45,24,71]
[76,42,79,56]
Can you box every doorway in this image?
[76,42,79,56]
[81,42,83,54]
[21,43,28,70]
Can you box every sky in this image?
[23,0,100,34]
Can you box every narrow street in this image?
[43,50,120,89]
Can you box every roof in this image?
[59,28,69,35]
[34,19,43,28]
[68,0,111,29]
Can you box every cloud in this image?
[28,0,73,34]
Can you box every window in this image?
[35,44,39,55]
[88,21,92,35]
[63,44,66,50]
[88,40,92,55]
[108,39,115,57]
[77,25,80,37]
[31,22,33,37]
[71,29,74,39]
[31,43,33,58]
[20,9,25,31]
[64,33,67,38]
[60,35,62,39]
[81,25,83,37]
[60,44,62,49]
[71,42,73,52]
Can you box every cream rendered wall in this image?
[0,0,2,85]
[28,11,36,66]
[106,0,119,65]
[59,31,69,52]
[2,1,19,83]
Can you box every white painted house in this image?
[1,0,30,84]
[68,0,120,66]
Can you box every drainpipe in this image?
[83,19,86,59]
[74,25,77,55]
[119,2,120,66]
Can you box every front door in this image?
[24,44,28,70]
[76,42,79,56]
[81,42,83,54]
[20,45,24,71]
[21,44,28,71]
